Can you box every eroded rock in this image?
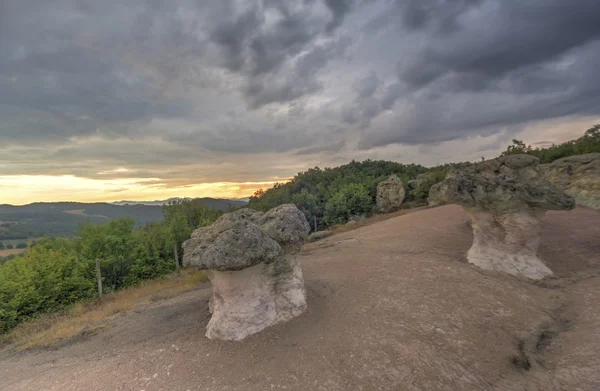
[435,154,575,279]
[376,174,405,213]
[183,205,310,341]
[541,153,600,209]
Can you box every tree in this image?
[0,242,4,250]
[16,243,27,249]
[501,139,531,156]
[6,244,13,249]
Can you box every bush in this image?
[323,184,373,226]
[16,243,27,249]
[5,244,13,249]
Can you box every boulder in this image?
[183,205,310,341]
[427,182,446,207]
[435,154,575,280]
[541,153,600,209]
[376,174,405,213]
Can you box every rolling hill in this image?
[0,198,247,240]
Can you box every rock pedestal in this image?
[466,209,552,279]
[183,205,310,341]
[434,154,575,279]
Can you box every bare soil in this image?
[1,205,599,391]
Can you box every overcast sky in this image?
[1,0,600,204]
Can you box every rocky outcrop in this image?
[376,174,405,213]
[183,205,310,341]
[434,154,575,279]
[541,153,600,209]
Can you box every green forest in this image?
[1,125,598,335]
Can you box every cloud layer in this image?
[1,0,599,201]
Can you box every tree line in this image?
[500,125,600,162]
[248,160,428,230]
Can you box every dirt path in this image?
[1,205,599,391]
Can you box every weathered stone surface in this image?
[183,205,310,341]
[258,204,311,250]
[541,153,600,209]
[427,182,446,207]
[376,174,405,213]
[435,154,575,279]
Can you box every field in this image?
[0,248,25,258]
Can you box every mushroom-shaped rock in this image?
[376,174,406,213]
[541,153,600,209]
[182,205,310,341]
[435,154,575,280]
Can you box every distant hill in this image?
[111,197,248,209]
[0,198,247,241]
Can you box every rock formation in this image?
[183,204,310,341]
[376,174,405,213]
[434,154,575,279]
[427,182,446,207]
[541,153,600,209]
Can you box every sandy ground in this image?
[1,205,599,391]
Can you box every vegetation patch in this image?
[1,270,206,351]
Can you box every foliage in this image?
[6,244,13,249]
[500,125,600,163]
[0,199,225,334]
[15,243,27,249]
[0,238,95,333]
[248,159,427,229]
[323,184,373,226]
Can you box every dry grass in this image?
[303,207,428,253]
[2,270,207,351]
[329,208,415,234]
[0,248,25,257]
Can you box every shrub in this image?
[323,184,373,226]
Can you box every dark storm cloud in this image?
[399,0,600,90]
[367,0,483,34]
[2,0,600,184]
[356,0,600,149]
[323,0,355,32]
[208,2,352,108]
[352,71,379,99]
